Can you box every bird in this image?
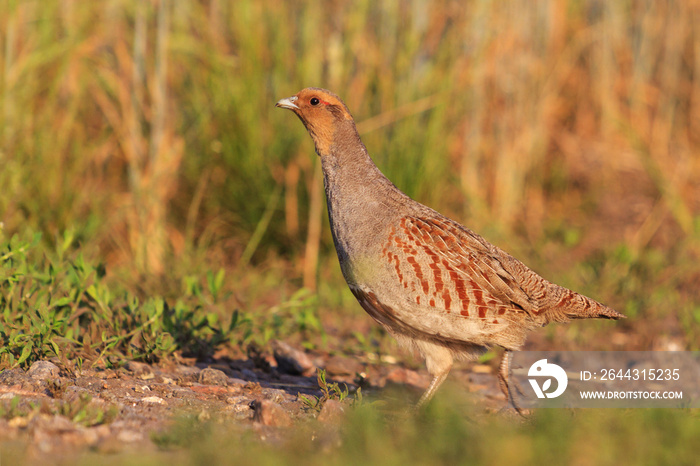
[276,88,625,411]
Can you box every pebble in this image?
[385,367,428,388]
[141,396,165,404]
[9,416,29,428]
[199,367,229,386]
[124,361,150,374]
[324,356,363,376]
[251,399,292,427]
[176,365,201,376]
[27,361,61,379]
[260,388,289,404]
[272,340,315,376]
[226,396,254,420]
[0,368,26,385]
[117,429,143,443]
[317,399,345,424]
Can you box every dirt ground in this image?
[0,341,509,462]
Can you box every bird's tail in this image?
[543,284,626,323]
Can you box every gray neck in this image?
[319,121,408,267]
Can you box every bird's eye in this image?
[310,97,320,106]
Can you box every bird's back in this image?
[343,200,623,351]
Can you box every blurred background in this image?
[1,0,699,358]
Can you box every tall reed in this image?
[0,0,697,285]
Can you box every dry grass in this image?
[2,1,698,275]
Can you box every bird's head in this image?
[276,88,355,156]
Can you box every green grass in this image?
[0,230,330,370]
[0,230,234,368]
[8,398,696,466]
[0,393,119,429]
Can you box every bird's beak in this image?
[275,96,299,110]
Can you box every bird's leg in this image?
[498,349,528,416]
[416,370,449,408]
[415,347,453,409]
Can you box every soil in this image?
[0,342,509,461]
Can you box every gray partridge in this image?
[276,88,625,410]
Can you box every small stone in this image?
[141,396,165,404]
[226,396,254,420]
[251,399,292,427]
[176,365,201,377]
[261,388,289,404]
[79,428,100,446]
[8,416,29,428]
[35,414,76,432]
[272,340,315,375]
[385,368,428,388]
[125,361,150,374]
[117,429,143,443]
[0,369,25,385]
[27,361,60,379]
[199,367,229,386]
[317,399,345,424]
[324,356,363,377]
[91,424,111,439]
